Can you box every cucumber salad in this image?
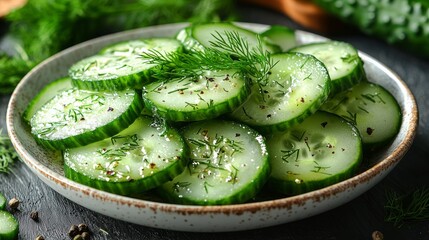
[24,22,401,205]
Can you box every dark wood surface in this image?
[1,4,429,240]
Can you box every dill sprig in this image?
[142,30,277,87]
[0,0,236,94]
[0,129,19,173]
[209,30,277,86]
[385,188,429,227]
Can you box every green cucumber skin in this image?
[64,116,189,195]
[177,22,281,53]
[158,162,270,205]
[313,0,429,58]
[331,59,365,95]
[23,77,73,124]
[230,52,331,133]
[98,38,183,56]
[289,41,366,95]
[157,164,271,206]
[0,210,19,240]
[158,120,271,205]
[69,55,154,91]
[142,71,251,122]
[71,68,153,91]
[33,90,144,150]
[143,84,250,122]
[64,144,189,196]
[321,81,402,150]
[266,111,363,196]
[70,38,183,91]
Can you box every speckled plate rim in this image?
[6,22,418,232]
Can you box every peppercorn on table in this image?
[1,3,429,240]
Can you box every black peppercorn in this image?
[68,224,80,238]
[78,223,89,233]
[30,211,39,222]
[8,197,19,210]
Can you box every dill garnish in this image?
[0,129,18,173]
[385,188,429,227]
[97,134,142,161]
[142,30,277,89]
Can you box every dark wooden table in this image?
[1,4,429,240]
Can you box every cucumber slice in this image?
[99,38,182,56]
[158,119,270,205]
[30,88,144,150]
[266,111,362,195]
[261,25,297,52]
[143,70,249,122]
[230,52,331,133]
[0,193,5,210]
[69,38,182,91]
[64,116,188,195]
[22,77,73,124]
[321,81,402,149]
[177,22,280,53]
[289,41,365,95]
[0,210,19,240]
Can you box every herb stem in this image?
[385,187,429,227]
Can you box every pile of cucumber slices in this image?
[24,22,402,205]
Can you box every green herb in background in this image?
[0,129,18,173]
[0,0,237,95]
[385,188,429,227]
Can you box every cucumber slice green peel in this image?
[64,116,188,195]
[158,120,271,205]
[22,77,73,124]
[321,81,402,150]
[30,88,144,150]
[176,22,281,54]
[143,70,250,122]
[289,41,366,95]
[230,52,331,133]
[266,111,363,195]
[69,38,183,91]
[0,210,19,240]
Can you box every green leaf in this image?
[0,129,19,173]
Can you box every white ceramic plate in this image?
[7,22,418,232]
